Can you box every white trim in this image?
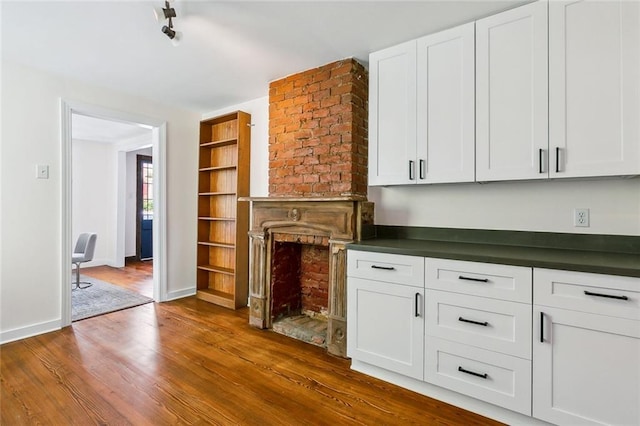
[60,99,168,327]
[165,288,197,301]
[0,320,61,345]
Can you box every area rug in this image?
[72,275,153,321]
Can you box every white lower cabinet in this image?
[533,307,640,425]
[425,336,532,415]
[348,250,640,425]
[347,278,424,379]
[533,268,640,426]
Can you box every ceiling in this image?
[72,114,153,143]
[1,1,530,114]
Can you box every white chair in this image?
[72,233,97,290]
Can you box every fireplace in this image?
[244,58,370,357]
[244,197,372,357]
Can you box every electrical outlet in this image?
[574,208,590,227]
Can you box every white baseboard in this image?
[0,319,61,345]
[165,287,196,301]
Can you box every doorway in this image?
[61,99,167,327]
[137,155,153,261]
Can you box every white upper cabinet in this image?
[416,23,475,184]
[369,23,475,186]
[549,0,640,178]
[475,1,548,182]
[369,40,417,186]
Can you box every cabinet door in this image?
[549,1,640,178]
[533,306,640,425]
[369,40,417,186]
[476,1,548,181]
[347,277,424,379]
[416,23,475,184]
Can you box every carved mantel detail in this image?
[243,197,373,357]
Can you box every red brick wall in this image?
[270,242,301,320]
[269,58,368,197]
[270,237,330,320]
[300,245,329,315]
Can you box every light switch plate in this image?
[36,164,49,179]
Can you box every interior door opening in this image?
[61,99,167,327]
[137,155,153,261]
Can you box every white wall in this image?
[72,139,116,266]
[369,178,640,235]
[0,60,200,342]
[126,147,153,257]
[202,96,269,197]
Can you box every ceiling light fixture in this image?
[154,1,181,46]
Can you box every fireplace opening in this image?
[270,237,330,347]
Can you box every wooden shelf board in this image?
[198,192,237,196]
[199,165,237,172]
[200,138,237,148]
[196,289,235,308]
[197,217,236,222]
[197,265,235,275]
[198,241,235,249]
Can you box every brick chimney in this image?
[268,58,368,198]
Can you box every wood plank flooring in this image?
[80,259,153,298]
[2,265,503,425]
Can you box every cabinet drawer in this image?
[347,250,424,287]
[426,258,532,303]
[425,336,532,416]
[534,268,640,320]
[426,290,531,359]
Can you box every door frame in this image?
[136,154,153,260]
[60,99,168,327]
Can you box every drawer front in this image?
[426,290,532,359]
[534,268,640,320]
[347,250,424,287]
[425,258,532,303]
[425,336,532,416]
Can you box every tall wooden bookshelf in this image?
[196,111,250,309]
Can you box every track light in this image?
[154,1,181,46]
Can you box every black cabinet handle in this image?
[458,366,488,379]
[539,148,544,173]
[584,290,628,301]
[409,160,415,180]
[371,265,395,271]
[415,293,420,317]
[458,317,489,327]
[540,311,544,343]
[555,147,561,173]
[458,275,489,283]
[419,159,425,180]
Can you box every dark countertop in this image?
[347,227,640,278]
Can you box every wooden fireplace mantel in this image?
[243,197,373,357]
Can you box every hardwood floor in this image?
[81,259,153,298]
[2,276,503,425]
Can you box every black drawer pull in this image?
[458,275,489,283]
[409,160,415,180]
[458,366,488,379]
[458,317,489,327]
[371,265,395,271]
[555,147,561,173]
[540,311,545,343]
[415,293,420,317]
[419,159,426,180]
[584,290,628,301]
